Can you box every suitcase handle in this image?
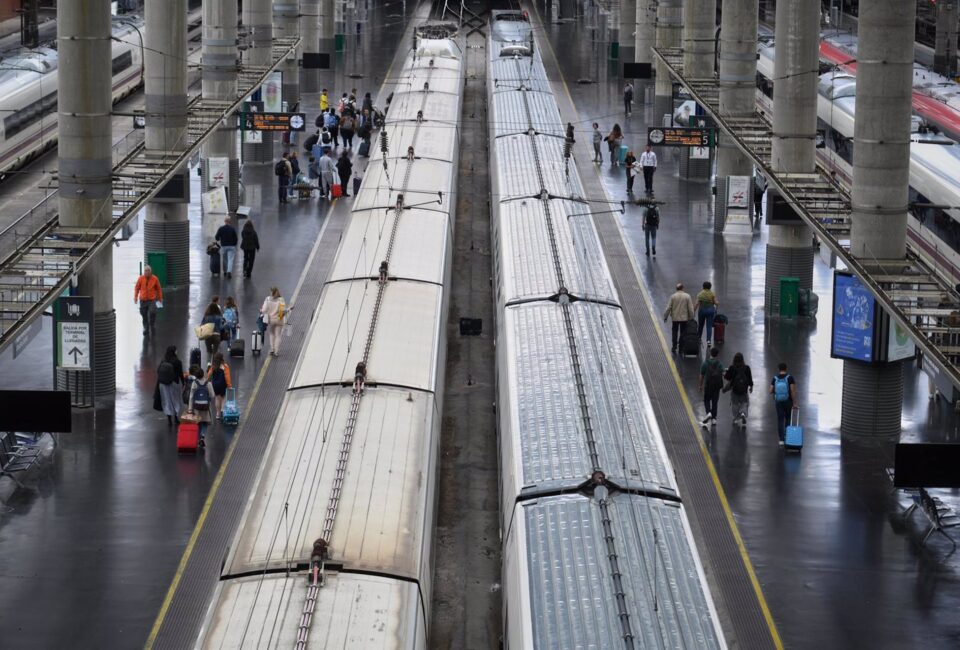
[227,387,236,401]
[790,407,800,427]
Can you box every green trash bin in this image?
[335,33,345,52]
[610,41,620,60]
[146,251,168,288]
[779,277,799,318]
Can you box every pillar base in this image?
[841,360,903,436]
[57,310,117,406]
[764,243,814,314]
[653,94,672,127]
[242,131,275,165]
[301,68,320,93]
[143,218,190,286]
[619,45,636,67]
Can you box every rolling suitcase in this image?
[222,388,241,426]
[680,319,700,357]
[331,183,343,198]
[251,329,263,354]
[176,421,199,453]
[712,314,727,344]
[358,139,371,157]
[617,144,628,164]
[785,408,803,452]
[190,347,202,368]
[352,176,361,196]
[230,337,245,358]
[208,249,221,276]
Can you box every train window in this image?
[112,50,133,76]
[2,91,57,140]
[755,73,773,100]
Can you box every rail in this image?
[653,45,960,391]
[0,36,300,352]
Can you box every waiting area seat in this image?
[0,431,44,488]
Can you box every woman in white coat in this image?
[260,287,292,356]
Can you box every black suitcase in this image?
[230,338,245,358]
[189,347,202,368]
[209,249,221,276]
[680,320,700,357]
[352,176,361,196]
[303,133,319,152]
[358,140,371,157]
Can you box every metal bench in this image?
[0,431,42,488]
[910,487,960,547]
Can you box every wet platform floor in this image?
[539,2,960,648]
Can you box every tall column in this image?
[201,0,239,218]
[57,0,115,402]
[620,0,636,65]
[273,0,300,112]
[764,0,818,312]
[715,0,758,226]
[319,0,335,59]
[242,0,274,164]
[635,0,656,67]
[144,0,189,286]
[654,0,683,120]
[683,0,715,79]
[934,0,958,78]
[301,0,320,92]
[842,0,915,437]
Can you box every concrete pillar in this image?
[715,0,758,227]
[319,0,335,58]
[301,0,320,92]
[273,0,301,112]
[683,0,715,79]
[144,0,189,287]
[635,0,656,67]
[201,0,239,219]
[842,0,916,436]
[764,0,818,313]
[242,0,274,164]
[654,0,683,120]
[57,0,115,402]
[620,0,636,65]
[934,0,958,78]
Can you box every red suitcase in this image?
[177,422,199,453]
[331,183,343,198]
[713,321,725,344]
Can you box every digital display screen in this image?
[242,112,307,132]
[647,126,712,147]
[831,272,876,362]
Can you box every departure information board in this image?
[241,112,307,132]
[647,126,712,147]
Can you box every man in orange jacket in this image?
[134,265,163,335]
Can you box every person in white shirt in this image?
[639,144,658,195]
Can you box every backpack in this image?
[705,360,724,391]
[192,381,211,411]
[731,367,749,395]
[321,131,331,145]
[646,207,660,229]
[157,361,176,386]
[275,160,286,176]
[773,375,791,402]
[223,307,238,328]
[210,367,227,393]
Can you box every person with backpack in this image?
[623,81,634,116]
[206,352,233,420]
[643,204,659,257]
[605,123,624,166]
[699,347,725,427]
[769,363,797,445]
[186,365,212,448]
[198,303,223,358]
[340,113,356,149]
[724,352,754,427]
[275,152,292,204]
[157,345,184,425]
[260,286,291,356]
[324,108,340,148]
[221,296,239,342]
[240,220,260,279]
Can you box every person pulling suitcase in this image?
[769,362,797,447]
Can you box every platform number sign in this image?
[54,296,93,372]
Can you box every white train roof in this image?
[198,572,424,649]
[490,85,563,137]
[494,134,584,201]
[490,55,553,93]
[506,493,723,650]
[225,386,437,579]
[354,157,453,211]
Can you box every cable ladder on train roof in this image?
[296,60,436,650]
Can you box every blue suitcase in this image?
[222,387,241,426]
[785,407,803,452]
[617,144,628,164]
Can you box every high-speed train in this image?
[757,43,960,284]
[0,16,144,175]
[489,11,725,649]
[194,23,462,648]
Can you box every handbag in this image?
[195,322,216,340]
[153,382,163,411]
[257,314,267,334]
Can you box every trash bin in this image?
[779,277,799,317]
[335,33,345,52]
[610,41,620,60]
[146,251,168,287]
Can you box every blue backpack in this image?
[773,375,791,402]
[192,380,211,411]
[223,307,238,329]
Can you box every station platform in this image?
[0,4,413,647]
[538,5,960,649]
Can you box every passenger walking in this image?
[320,88,329,112]
[206,352,233,420]
[240,220,260,279]
[318,152,337,198]
[724,352,754,427]
[605,124,624,165]
[157,345,184,425]
[769,363,797,446]
[639,144,657,195]
[276,152,292,204]
[696,281,719,346]
[623,81,634,115]
[754,173,767,225]
[134,265,163,336]
[663,283,696,353]
[591,123,602,163]
[221,296,239,342]
[324,109,340,147]
[699,347,724,427]
[260,287,292,356]
[624,149,638,193]
[336,151,353,197]
[643,204,659,257]
[340,113,356,149]
[215,217,238,279]
[362,91,374,114]
[198,303,223,358]
[186,365,212,448]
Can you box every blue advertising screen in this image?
[831,272,876,362]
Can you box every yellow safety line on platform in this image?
[144,199,337,650]
[530,5,784,648]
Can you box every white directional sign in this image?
[59,322,90,370]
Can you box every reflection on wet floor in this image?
[541,3,960,648]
